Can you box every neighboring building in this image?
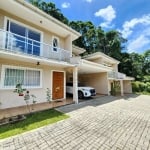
[0,0,134,119]
[70,48,134,96]
[83,52,134,96]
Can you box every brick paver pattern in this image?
[0,95,150,150]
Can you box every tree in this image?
[69,21,99,54]
[143,49,150,75]
[119,52,144,81]
[69,21,127,59]
[97,30,127,60]
[28,0,69,25]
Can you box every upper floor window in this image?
[6,19,41,56]
[52,37,59,52]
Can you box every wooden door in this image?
[52,71,64,100]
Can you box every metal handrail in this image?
[0,29,70,62]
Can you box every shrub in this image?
[145,82,150,92]
[132,81,150,94]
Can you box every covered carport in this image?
[67,57,113,103]
[77,59,112,96]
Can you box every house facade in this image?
[0,0,134,119]
[0,0,80,119]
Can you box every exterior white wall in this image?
[79,72,109,95]
[112,64,118,72]
[0,14,4,29]
[123,80,133,94]
[0,10,68,51]
[0,59,65,109]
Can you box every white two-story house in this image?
[0,0,81,119]
[0,0,134,119]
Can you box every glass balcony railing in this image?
[108,71,126,79]
[0,29,70,62]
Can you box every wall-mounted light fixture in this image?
[37,62,40,66]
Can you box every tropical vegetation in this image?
[28,0,150,94]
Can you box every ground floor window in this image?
[2,65,42,88]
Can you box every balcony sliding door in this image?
[8,22,26,52]
[6,20,41,56]
[27,30,40,56]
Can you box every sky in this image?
[46,0,150,54]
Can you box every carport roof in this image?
[72,45,86,55]
[78,59,113,74]
[84,52,120,64]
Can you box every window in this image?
[6,19,41,56]
[52,37,59,52]
[2,65,42,88]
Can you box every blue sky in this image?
[47,0,150,54]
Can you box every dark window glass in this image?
[7,20,41,56]
[28,30,40,56]
[53,38,58,52]
[9,22,26,52]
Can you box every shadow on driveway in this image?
[57,94,140,113]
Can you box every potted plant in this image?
[14,83,26,96]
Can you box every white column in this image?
[73,66,78,104]
[120,80,124,96]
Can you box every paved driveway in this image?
[0,95,150,150]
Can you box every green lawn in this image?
[134,92,150,95]
[0,109,69,139]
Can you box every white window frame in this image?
[52,36,59,53]
[1,65,42,89]
[4,16,44,56]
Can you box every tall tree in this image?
[143,49,150,75]
[96,30,127,60]
[28,0,69,25]
[119,52,144,81]
[69,21,99,54]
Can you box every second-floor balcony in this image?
[108,71,126,79]
[0,29,70,62]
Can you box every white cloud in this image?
[127,35,150,53]
[84,0,93,3]
[94,5,116,28]
[120,14,150,53]
[61,2,70,8]
[121,14,150,38]
[99,22,114,29]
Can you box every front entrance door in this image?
[52,71,64,100]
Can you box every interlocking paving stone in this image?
[0,95,150,150]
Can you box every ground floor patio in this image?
[0,94,150,150]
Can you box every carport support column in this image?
[73,66,78,104]
[120,80,124,96]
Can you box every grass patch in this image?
[134,92,150,95]
[0,109,69,139]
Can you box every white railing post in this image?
[59,48,62,61]
[31,40,33,55]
